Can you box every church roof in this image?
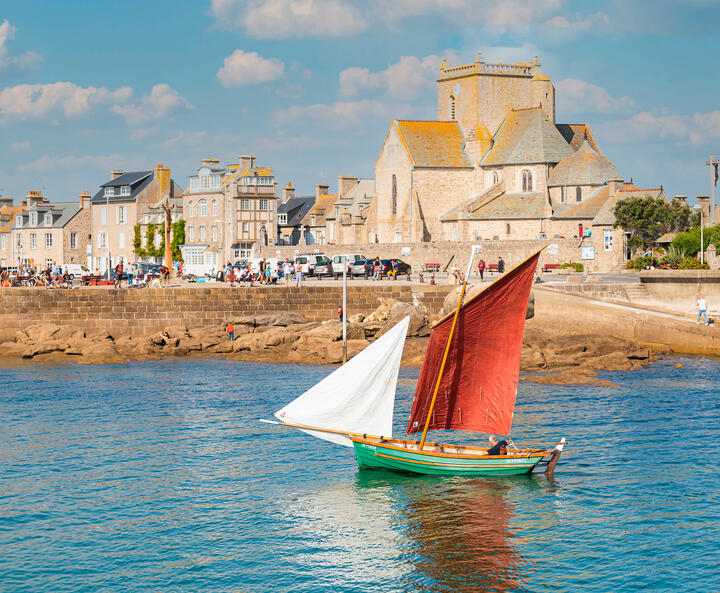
[441,192,545,221]
[552,185,611,220]
[547,140,620,187]
[482,108,573,166]
[394,120,472,168]
[556,123,601,153]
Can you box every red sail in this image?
[406,250,541,437]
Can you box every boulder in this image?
[54,327,85,341]
[522,368,619,388]
[209,341,234,354]
[627,349,650,360]
[86,328,114,342]
[365,298,396,323]
[81,342,118,359]
[520,346,546,371]
[305,322,365,342]
[0,341,28,357]
[253,312,308,331]
[349,313,365,324]
[0,328,19,343]
[376,302,429,338]
[22,340,67,358]
[324,339,371,363]
[232,334,261,352]
[178,337,203,352]
[164,325,190,339]
[25,323,62,342]
[590,351,635,371]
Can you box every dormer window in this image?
[44,213,52,226]
[278,213,287,224]
[104,187,114,197]
[30,212,37,226]
[120,185,131,196]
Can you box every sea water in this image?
[0,357,718,592]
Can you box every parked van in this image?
[247,258,280,280]
[294,254,329,276]
[331,254,366,278]
[62,264,91,279]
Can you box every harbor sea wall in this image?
[639,271,720,312]
[0,285,451,334]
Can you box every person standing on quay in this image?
[478,259,486,281]
[226,322,235,341]
[373,256,381,281]
[127,262,134,286]
[497,257,505,275]
[283,259,293,287]
[296,264,303,287]
[697,295,709,326]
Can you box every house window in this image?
[0,235,5,249]
[576,187,582,202]
[604,229,613,251]
[506,223,511,235]
[190,176,199,190]
[561,187,566,203]
[311,215,316,226]
[188,201,194,217]
[259,199,268,211]
[212,200,218,216]
[392,174,397,214]
[200,175,209,189]
[44,213,52,226]
[278,213,287,224]
[198,199,208,216]
[241,198,250,211]
[235,242,252,258]
[45,233,52,248]
[242,222,249,232]
[187,226,194,242]
[450,95,456,120]
[70,233,77,249]
[30,233,37,249]
[521,170,533,192]
[100,233,107,248]
[45,258,52,268]
[119,233,125,249]
[104,187,114,197]
[329,223,335,241]
[0,258,5,266]
[492,171,499,184]
[30,212,37,226]
[117,205,127,224]
[212,225,218,242]
[120,186,131,196]
[100,206,107,225]
[17,235,22,247]
[211,175,220,188]
[199,226,206,242]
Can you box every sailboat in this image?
[262,246,566,476]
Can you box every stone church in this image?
[338,53,662,268]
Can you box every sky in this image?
[1,0,720,203]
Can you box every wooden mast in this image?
[418,246,477,450]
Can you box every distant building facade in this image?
[276,183,314,246]
[0,197,24,268]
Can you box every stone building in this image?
[11,190,91,269]
[298,184,337,246]
[0,197,24,268]
[90,165,183,272]
[323,176,375,245]
[276,183,315,246]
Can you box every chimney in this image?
[282,182,295,203]
[316,183,329,201]
[0,197,13,211]
[155,164,171,202]
[673,195,688,205]
[79,190,91,209]
[607,178,623,195]
[338,175,358,198]
[697,195,710,221]
[26,190,44,207]
[111,169,124,180]
[238,155,254,171]
[201,158,219,167]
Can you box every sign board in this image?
[581,245,595,260]
[401,246,411,257]
[547,243,559,255]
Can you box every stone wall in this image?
[0,285,452,334]
[640,270,720,312]
[260,238,591,274]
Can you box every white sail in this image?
[274,316,410,447]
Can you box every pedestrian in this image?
[497,257,505,274]
[295,263,303,287]
[127,262,134,286]
[478,259,486,281]
[338,306,344,322]
[283,259,293,287]
[373,256,381,281]
[226,321,235,341]
[391,259,399,281]
[451,262,460,285]
[114,261,124,288]
[259,259,266,285]
[697,295,710,326]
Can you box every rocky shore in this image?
[0,293,662,385]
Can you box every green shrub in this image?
[559,262,584,273]
[627,255,658,270]
[678,257,709,270]
[671,223,720,257]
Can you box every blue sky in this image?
[1,0,720,203]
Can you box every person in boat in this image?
[486,435,508,455]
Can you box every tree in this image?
[671,223,720,257]
[171,220,185,260]
[613,195,697,252]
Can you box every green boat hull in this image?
[352,439,544,476]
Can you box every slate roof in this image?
[548,140,620,187]
[482,108,574,166]
[441,192,545,221]
[15,202,83,229]
[0,205,25,233]
[302,193,338,227]
[91,171,181,204]
[241,166,274,177]
[555,123,601,154]
[278,196,315,227]
[552,185,611,219]
[394,121,472,168]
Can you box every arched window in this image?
[492,171,499,184]
[506,223,511,235]
[560,187,566,203]
[449,95,456,120]
[198,199,208,217]
[188,201,194,217]
[212,199,218,216]
[576,187,582,202]
[392,174,397,214]
[521,170,533,192]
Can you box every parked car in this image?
[294,254,328,276]
[331,254,366,278]
[351,259,371,277]
[362,259,412,280]
[312,258,333,279]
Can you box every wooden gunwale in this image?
[351,436,547,460]
[374,452,537,469]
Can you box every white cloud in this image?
[0,82,132,118]
[19,154,144,173]
[0,20,42,70]
[211,0,367,38]
[11,140,30,150]
[112,84,193,126]
[217,50,285,87]
[599,110,720,146]
[543,11,612,34]
[556,79,636,116]
[274,99,399,131]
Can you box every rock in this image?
[522,368,619,387]
[86,328,114,342]
[627,349,650,360]
[150,332,168,347]
[25,323,62,342]
[376,302,429,338]
[210,341,234,354]
[178,338,203,352]
[0,341,28,357]
[520,346,546,371]
[54,327,85,341]
[115,336,139,355]
[260,333,282,348]
[673,363,683,368]
[0,328,19,343]
[14,329,30,343]
[361,322,384,339]
[81,342,118,359]
[232,334,260,352]
[323,339,370,363]
[164,325,190,339]
[254,312,308,331]
[306,322,365,342]
[365,298,396,323]
[591,351,635,371]
[22,340,67,358]
[349,313,365,323]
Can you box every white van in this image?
[331,254,366,278]
[247,257,279,280]
[62,264,90,279]
[294,254,328,276]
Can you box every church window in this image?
[561,187,566,203]
[449,96,456,120]
[506,223,511,235]
[492,171,499,184]
[521,170,533,192]
[392,174,397,214]
[576,187,582,202]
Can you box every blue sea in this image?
[0,356,718,592]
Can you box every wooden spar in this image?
[544,437,566,475]
[259,418,384,440]
[418,246,477,450]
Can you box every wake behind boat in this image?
[262,246,566,476]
